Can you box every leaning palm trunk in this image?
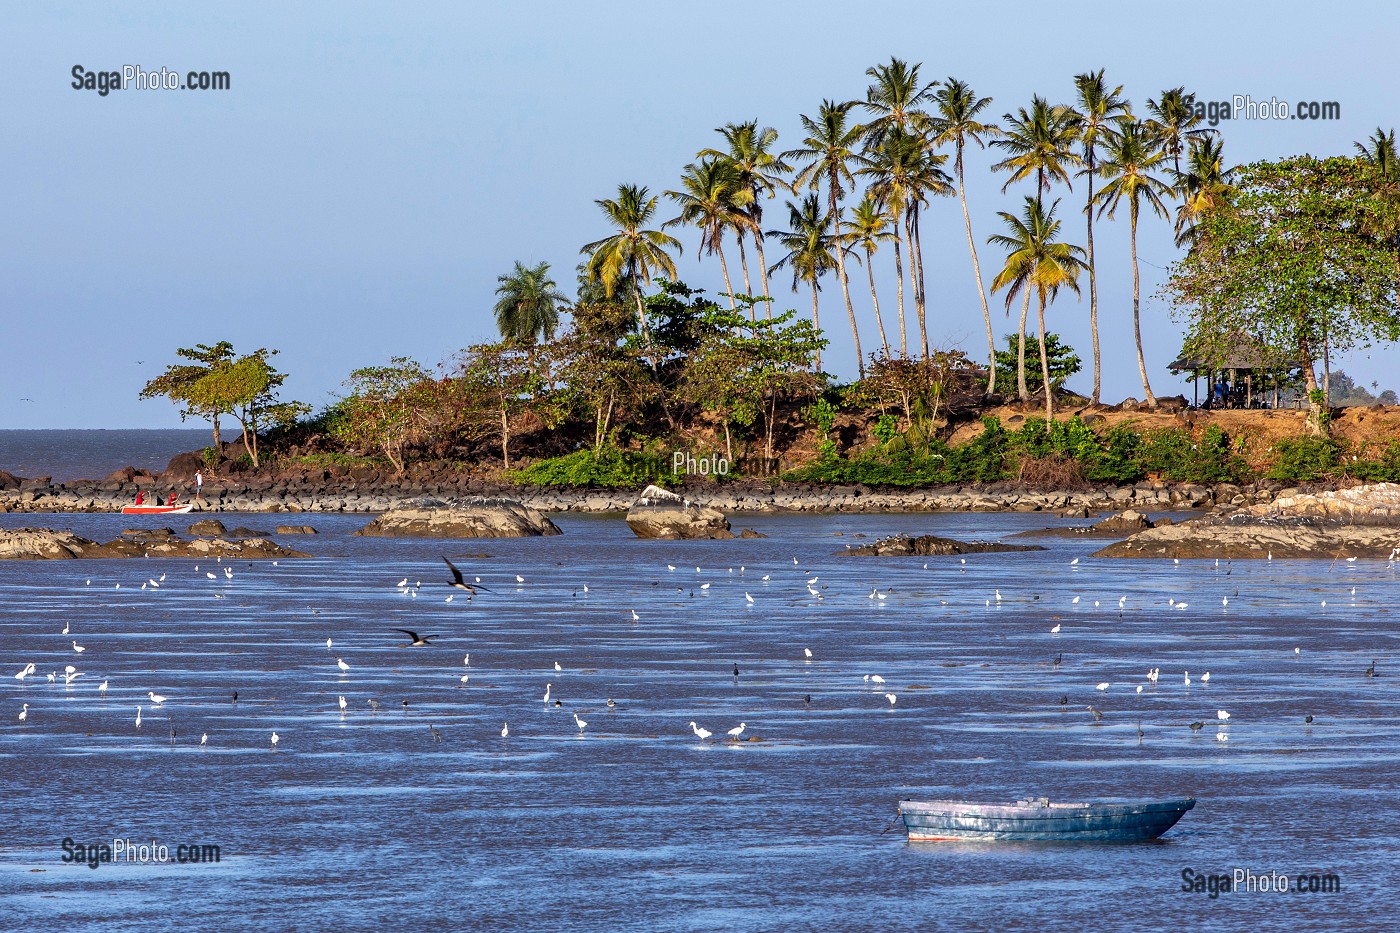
[910,205,930,360]
[892,222,908,355]
[1085,157,1102,405]
[810,281,822,371]
[715,242,737,310]
[1016,288,1032,402]
[864,245,891,356]
[957,156,997,395]
[735,236,754,318]
[1036,289,1054,420]
[752,228,773,318]
[828,183,862,376]
[1129,208,1156,407]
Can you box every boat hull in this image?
[899,797,1195,842]
[120,505,195,515]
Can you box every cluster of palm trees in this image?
[573,59,1240,415]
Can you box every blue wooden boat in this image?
[898,796,1195,842]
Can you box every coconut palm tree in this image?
[991,96,1081,210]
[930,77,1001,393]
[857,128,921,356]
[903,145,955,361]
[663,158,752,311]
[1354,127,1400,246]
[988,197,1087,419]
[493,261,567,344]
[1144,88,1213,179]
[1172,136,1236,247]
[767,194,837,371]
[785,100,865,375]
[699,121,791,312]
[1095,118,1172,409]
[1070,70,1132,406]
[581,184,682,362]
[861,57,936,147]
[840,194,896,357]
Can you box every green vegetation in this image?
[512,448,680,489]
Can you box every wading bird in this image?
[690,721,712,741]
[728,723,745,740]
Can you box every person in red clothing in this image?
[134,491,145,505]
[167,492,178,507]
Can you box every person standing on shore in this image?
[195,470,203,500]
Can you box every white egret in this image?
[18,703,28,722]
[148,692,167,706]
[271,732,279,748]
[337,658,350,673]
[884,693,897,707]
[501,723,509,737]
[135,706,142,729]
[573,712,587,735]
[72,641,85,653]
[728,723,746,739]
[690,721,712,741]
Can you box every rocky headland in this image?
[0,526,309,560]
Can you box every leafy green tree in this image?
[336,357,435,474]
[493,261,567,344]
[785,100,867,375]
[139,341,237,447]
[989,198,1087,417]
[664,158,752,310]
[1094,117,1172,408]
[1069,70,1131,405]
[581,184,682,364]
[1166,156,1400,432]
[994,332,1082,395]
[930,77,1002,393]
[553,303,653,454]
[454,342,551,469]
[186,349,306,467]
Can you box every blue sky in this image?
[2,1,1397,427]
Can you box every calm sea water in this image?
[0,510,1393,930]
[0,429,211,482]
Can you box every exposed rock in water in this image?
[1093,517,1400,560]
[1097,482,1400,559]
[1090,509,1156,534]
[355,496,562,538]
[276,525,318,534]
[739,528,767,538]
[0,527,309,560]
[0,528,103,560]
[625,485,733,540]
[188,519,229,537]
[842,534,1046,557]
[1240,482,1400,525]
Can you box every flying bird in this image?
[443,557,488,594]
[394,629,439,647]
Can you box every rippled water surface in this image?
[1,511,1395,930]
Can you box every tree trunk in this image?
[892,219,908,356]
[829,181,860,374]
[810,282,822,371]
[1016,288,1032,402]
[865,246,890,357]
[957,150,997,396]
[211,416,222,450]
[500,408,511,469]
[766,391,778,474]
[1299,346,1327,435]
[723,419,733,462]
[735,235,754,319]
[715,241,737,310]
[1129,207,1157,408]
[1085,151,1102,405]
[1037,289,1054,421]
[910,205,929,360]
[752,225,773,318]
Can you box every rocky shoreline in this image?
[0,472,1295,516]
